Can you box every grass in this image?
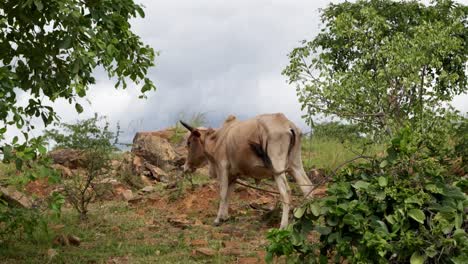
[301,136,385,172]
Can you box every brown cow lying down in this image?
[180,113,314,228]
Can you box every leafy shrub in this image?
[267,121,468,263]
[45,114,118,220]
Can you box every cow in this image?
[180,113,314,228]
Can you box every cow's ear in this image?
[192,130,201,137]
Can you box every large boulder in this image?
[48,149,86,169]
[131,131,178,169]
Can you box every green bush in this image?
[267,119,468,263]
[45,114,118,220]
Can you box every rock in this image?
[51,164,73,178]
[0,186,33,208]
[219,248,243,256]
[48,149,86,169]
[193,247,217,257]
[110,160,121,169]
[165,182,178,189]
[222,240,242,249]
[174,146,188,167]
[238,257,262,264]
[53,234,70,246]
[140,186,154,193]
[131,132,177,169]
[128,195,144,205]
[211,232,228,240]
[120,189,134,201]
[140,175,154,186]
[190,239,209,247]
[167,216,191,229]
[99,178,120,185]
[107,256,130,264]
[193,219,204,226]
[144,163,169,182]
[133,155,144,174]
[67,235,81,246]
[47,248,58,260]
[95,178,133,201]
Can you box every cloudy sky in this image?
[10,0,468,144]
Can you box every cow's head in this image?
[180,120,208,173]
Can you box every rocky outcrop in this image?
[131,132,177,170]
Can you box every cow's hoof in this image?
[213,218,228,226]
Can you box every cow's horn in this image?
[180,120,194,132]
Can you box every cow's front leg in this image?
[214,169,233,226]
[274,173,291,229]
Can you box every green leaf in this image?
[309,203,320,217]
[75,103,83,113]
[136,6,145,18]
[15,158,23,170]
[38,145,47,155]
[352,180,370,190]
[408,209,425,224]
[405,195,423,206]
[294,207,305,218]
[379,160,388,168]
[410,252,425,264]
[59,37,72,50]
[378,176,387,187]
[314,226,331,235]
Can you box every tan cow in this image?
[180,113,313,228]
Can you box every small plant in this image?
[45,114,118,220]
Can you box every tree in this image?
[0,0,156,160]
[284,0,467,135]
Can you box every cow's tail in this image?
[249,127,296,175]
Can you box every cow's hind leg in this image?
[274,173,291,229]
[214,171,234,226]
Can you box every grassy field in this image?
[301,135,385,172]
[0,135,384,263]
